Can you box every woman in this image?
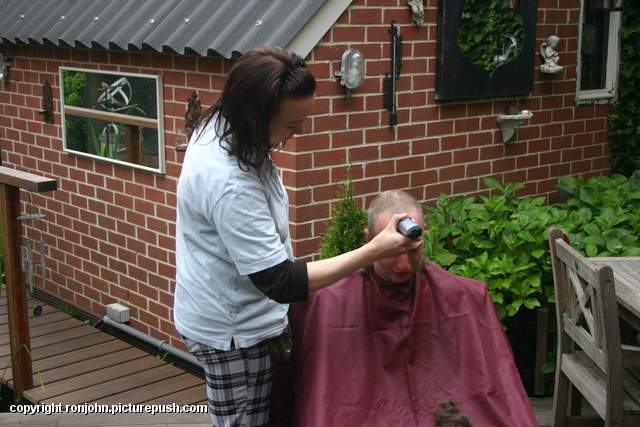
[174,47,419,426]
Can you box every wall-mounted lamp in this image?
[0,54,11,83]
[335,48,364,103]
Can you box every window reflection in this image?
[60,68,164,173]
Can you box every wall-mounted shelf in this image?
[496,110,533,143]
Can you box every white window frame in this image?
[575,2,622,104]
[59,66,166,174]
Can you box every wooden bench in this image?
[549,227,640,426]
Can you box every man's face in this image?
[366,209,424,285]
[269,95,315,146]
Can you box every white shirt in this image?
[174,118,291,350]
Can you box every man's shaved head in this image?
[367,190,423,235]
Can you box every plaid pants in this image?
[184,337,272,427]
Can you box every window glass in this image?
[60,67,165,173]
[576,2,621,102]
[579,6,609,91]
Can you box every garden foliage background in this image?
[320,173,640,321]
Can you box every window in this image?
[576,1,622,103]
[60,67,165,173]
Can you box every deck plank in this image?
[6,345,146,386]
[0,331,114,369]
[7,310,69,328]
[0,326,101,358]
[0,304,57,326]
[0,293,213,415]
[93,373,205,405]
[28,326,99,349]
[2,340,129,383]
[142,385,208,405]
[34,347,150,386]
[41,363,187,404]
[32,340,130,370]
[26,356,168,402]
[0,317,85,344]
[0,297,41,315]
[530,397,553,427]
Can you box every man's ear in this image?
[364,228,373,242]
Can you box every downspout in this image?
[101,315,203,370]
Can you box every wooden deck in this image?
[0,294,557,425]
[531,397,553,426]
[0,295,206,407]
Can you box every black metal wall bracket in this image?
[176,91,202,152]
[37,81,54,124]
[383,22,403,127]
[184,91,201,141]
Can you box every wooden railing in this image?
[0,166,56,402]
[63,106,157,129]
[63,105,156,165]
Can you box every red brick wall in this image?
[277,0,611,262]
[0,0,611,345]
[0,46,231,346]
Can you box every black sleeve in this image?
[248,259,308,303]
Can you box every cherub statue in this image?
[408,0,424,26]
[540,35,563,74]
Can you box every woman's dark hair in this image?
[197,47,316,170]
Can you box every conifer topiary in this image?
[318,171,367,259]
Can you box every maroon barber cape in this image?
[289,262,537,427]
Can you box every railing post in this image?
[0,166,56,402]
[0,183,31,400]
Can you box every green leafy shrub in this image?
[318,172,367,259]
[319,172,640,323]
[554,172,640,256]
[62,71,87,153]
[424,178,563,319]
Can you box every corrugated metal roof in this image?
[0,0,327,58]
